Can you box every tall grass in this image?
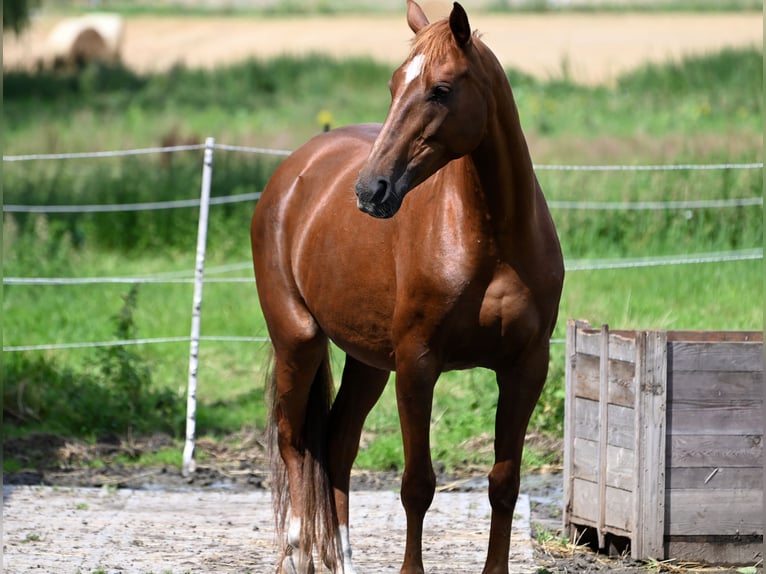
[3,48,762,471]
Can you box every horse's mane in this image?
[409,18,482,64]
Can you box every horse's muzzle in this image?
[354,176,402,219]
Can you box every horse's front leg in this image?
[483,346,550,574]
[327,356,389,574]
[394,345,440,574]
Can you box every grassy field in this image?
[3,47,762,473]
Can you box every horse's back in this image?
[259,124,379,205]
[252,123,379,245]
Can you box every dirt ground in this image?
[3,11,762,85]
[3,432,754,573]
[4,485,537,573]
[1,432,536,573]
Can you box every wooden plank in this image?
[668,370,762,401]
[571,477,600,524]
[570,478,634,535]
[666,537,764,565]
[606,359,637,407]
[572,354,600,399]
[607,403,635,449]
[668,466,763,490]
[572,437,599,482]
[633,330,667,561]
[573,355,636,407]
[597,324,609,548]
[667,401,763,435]
[574,328,603,358]
[563,319,578,535]
[666,489,763,536]
[574,396,599,441]
[604,485,633,532]
[575,327,636,363]
[574,398,634,449]
[573,438,635,491]
[667,330,762,343]
[667,435,763,468]
[668,341,763,372]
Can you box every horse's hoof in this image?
[280,551,315,574]
[280,554,298,574]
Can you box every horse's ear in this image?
[407,0,430,34]
[449,2,472,47]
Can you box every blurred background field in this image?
[2,2,762,474]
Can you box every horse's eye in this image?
[428,84,451,103]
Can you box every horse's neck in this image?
[471,73,538,240]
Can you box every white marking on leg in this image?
[284,516,315,573]
[404,54,425,85]
[287,516,301,548]
[339,525,358,574]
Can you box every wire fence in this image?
[5,140,762,474]
[3,141,763,355]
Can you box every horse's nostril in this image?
[373,179,389,203]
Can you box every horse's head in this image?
[355,1,491,219]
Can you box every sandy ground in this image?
[3,485,534,573]
[3,11,762,85]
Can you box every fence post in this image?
[182,136,215,477]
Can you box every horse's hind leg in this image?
[483,346,550,574]
[271,334,331,574]
[327,356,389,573]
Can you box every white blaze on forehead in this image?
[404,54,425,85]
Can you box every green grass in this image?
[2,48,762,473]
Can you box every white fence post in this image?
[183,136,215,477]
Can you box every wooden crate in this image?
[562,320,763,564]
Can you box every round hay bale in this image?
[46,13,124,67]
[69,27,108,65]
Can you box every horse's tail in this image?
[267,346,341,573]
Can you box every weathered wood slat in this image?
[572,354,636,407]
[573,396,599,441]
[574,397,635,449]
[666,538,763,565]
[575,328,636,363]
[571,477,599,524]
[666,330,762,343]
[570,478,633,533]
[597,324,610,547]
[668,341,763,372]
[573,437,635,491]
[604,484,633,533]
[667,402,763,435]
[633,329,667,561]
[666,489,763,536]
[668,370,762,401]
[606,404,636,450]
[667,466,763,490]
[667,434,763,468]
[562,319,578,536]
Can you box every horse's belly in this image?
[310,296,397,371]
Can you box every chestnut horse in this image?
[251,2,564,572]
